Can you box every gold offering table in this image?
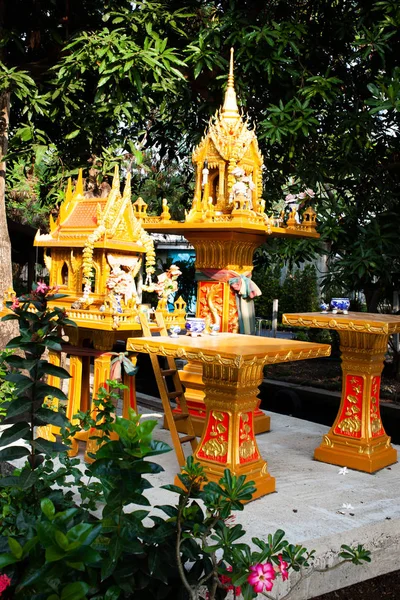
[127,333,330,500]
[282,312,400,472]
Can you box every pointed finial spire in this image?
[65,177,73,203]
[111,164,119,189]
[123,172,131,200]
[221,47,239,121]
[75,169,84,197]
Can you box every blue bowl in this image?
[185,318,206,334]
[330,298,350,313]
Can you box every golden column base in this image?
[185,361,275,500]
[314,331,397,473]
[177,361,270,436]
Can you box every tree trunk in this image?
[363,284,381,314]
[0,91,18,348]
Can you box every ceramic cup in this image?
[185,317,206,337]
[169,326,181,338]
[320,302,329,314]
[330,298,350,314]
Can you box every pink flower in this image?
[224,514,236,527]
[248,562,276,593]
[10,298,20,310]
[35,281,49,294]
[297,192,306,200]
[0,573,11,594]
[285,193,297,202]
[220,566,241,596]
[278,555,289,581]
[305,188,315,197]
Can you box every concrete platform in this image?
[140,408,400,599]
[4,408,400,598]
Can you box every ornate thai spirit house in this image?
[134,49,319,436]
[34,167,156,457]
[34,167,156,349]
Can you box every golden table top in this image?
[127,333,330,368]
[282,312,400,335]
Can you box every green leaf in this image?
[0,552,19,568]
[67,523,101,546]
[64,129,80,140]
[34,438,69,454]
[5,373,33,394]
[18,468,38,489]
[105,586,121,600]
[5,397,32,419]
[60,581,90,600]
[41,498,56,520]
[35,382,68,401]
[0,446,30,461]
[45,545,66,562]
[55,530,70,551]
[0,422,31,447]
[37,363,71,380]
[35,407,69,428]
[8,536,23,558]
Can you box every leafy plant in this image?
[0,285,371,598]
[0,350,15,420]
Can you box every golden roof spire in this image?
[75,169,84,197]
[221,47,239,122]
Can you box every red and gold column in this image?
[193,360,275,499]
[84,352,113,461]
[314,331,397,472]
[37,349,62,442]
[177,229,270,436]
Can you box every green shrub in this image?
[254,264,319,320]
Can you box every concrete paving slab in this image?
[3,410,400,598]
[139,409,400,599]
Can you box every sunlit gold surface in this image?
[127,334,330,499]
[137,53,319,437]
[282,312,400,472]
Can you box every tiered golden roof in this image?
[34,167,156,336]
[138,48,318,238]
[35,167,145,252]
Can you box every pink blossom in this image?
[285,193,297,202]
[305,188,315,197]
[0,573,11,594]
[278,555,289,581]
[248,562,276,593]
[297,192,306,200]
[224,514,236,527]
[220,566,241,596]
[36,281,49,294]
[10,298,20,310]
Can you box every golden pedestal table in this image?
[127,333,330,500]
[282,312,400,472]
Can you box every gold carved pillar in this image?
[84,353,113,462]
[66,354,83,457]
[193,360,275,500]
[178,229,270,437]
[37,349,62,442]
[314,331,397,472]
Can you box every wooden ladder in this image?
[138,312,197,467]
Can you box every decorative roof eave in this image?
[34,233,145,252]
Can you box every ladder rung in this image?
[179,435,196,444]
[161,368,177,376]
[173,413,190,422]
[167,390,183,399]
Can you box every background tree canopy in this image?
[1,0,400,312]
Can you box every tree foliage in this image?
[2,0,400,308]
